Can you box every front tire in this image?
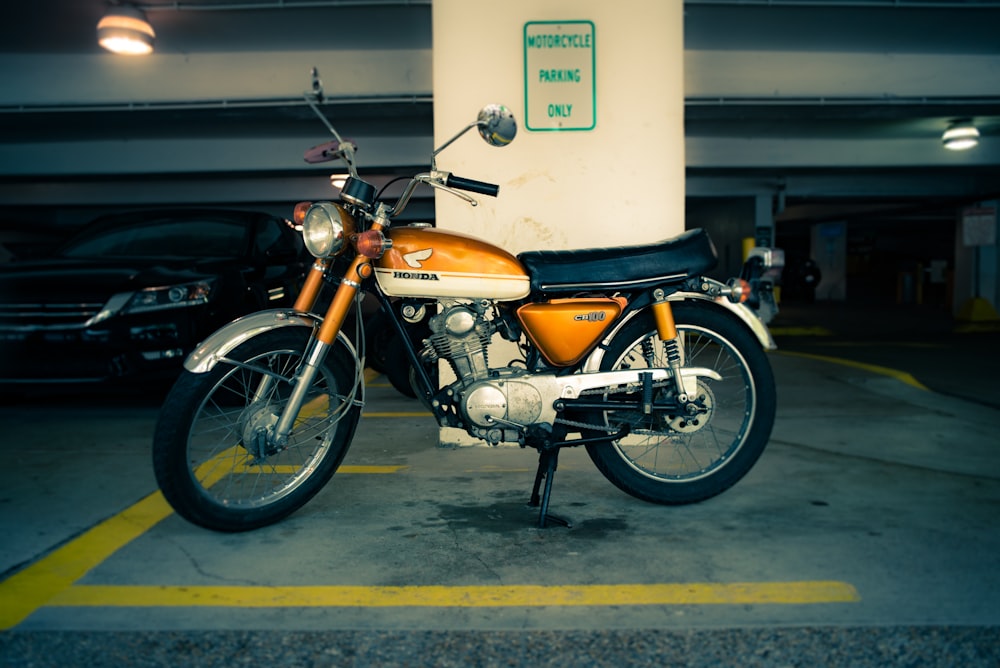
[153,328,362,531]
[585,301,776,505]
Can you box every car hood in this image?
[0,258,224,304]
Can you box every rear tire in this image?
[585,301,775,505]
[152,328,362,531]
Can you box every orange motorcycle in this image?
[152,72,779,531]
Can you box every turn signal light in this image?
[726,278,752,303]
[354,230,390,259]
[293,201,312,226]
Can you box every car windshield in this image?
[60,219,249,259]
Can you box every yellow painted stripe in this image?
[0,464,407,629]
[230,464,407,475]
[50,581,859,608]
[0,490,174,630]
[778,350,929,391]
[340,465,408,474]
[363,411,432,418]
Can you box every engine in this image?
[425,301,494,382]
[421,300,545,445]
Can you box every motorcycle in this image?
[152,71,779,531]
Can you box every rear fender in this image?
[669,292,776,351]
[184,309,359,374]
[582,293,775,373]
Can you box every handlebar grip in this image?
[445,174,500,197]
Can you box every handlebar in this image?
[385,171,498,220]
[444,174,500,197]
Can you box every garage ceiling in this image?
[0,0,998,225]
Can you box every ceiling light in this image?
[97,5,155,55]
[942,121,980,151]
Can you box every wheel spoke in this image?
[185,348,349,509]
[605,324,754,482]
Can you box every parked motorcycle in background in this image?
[152,70,781,531]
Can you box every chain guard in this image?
[557,378,714,436]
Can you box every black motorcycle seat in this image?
[517,228,718,294]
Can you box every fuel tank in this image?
[376,226,530,300]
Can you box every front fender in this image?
[184,309,358,374]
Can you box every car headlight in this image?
[122,279,215,314]
[302,202,354,258]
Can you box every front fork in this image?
[269,254,372,447]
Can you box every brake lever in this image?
[421,172,479,207]
[428,182,479,207]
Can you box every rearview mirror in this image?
[303,139,357,164]
[477,104,517,147]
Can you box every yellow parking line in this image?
[339,465,407,474]
[0,490,173,630]
[363,412,432,418]
[777,350,929,391]
[0,398,858,630]
[50,581,859,608]
[0,475,860,629]
[0,465,404,629]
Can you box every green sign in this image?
[523,20,596,132]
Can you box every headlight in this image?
[302,202,354,258]
[122,279,215,314]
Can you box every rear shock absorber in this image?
[650,288,688,403]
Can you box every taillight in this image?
[354,230,390,259]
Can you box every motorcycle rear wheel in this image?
[585,301,775,505]
[153,328,362,532]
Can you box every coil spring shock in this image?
[650,289,689,403]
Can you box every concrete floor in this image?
[1,304,999,665]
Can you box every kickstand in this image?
[528,448,571,528]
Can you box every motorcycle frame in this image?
[358,273,768,422]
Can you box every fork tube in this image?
[294,259,331,312]
[317,255,370,344]
[271,255,370,444]
[249,259,328,414]
[271,337,330,446]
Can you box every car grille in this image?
[0,301,106,330]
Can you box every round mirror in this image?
[477,104,517,147]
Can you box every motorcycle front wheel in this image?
[585,300,776,505]
[153,327,362,532]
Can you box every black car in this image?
[0,208,308,386]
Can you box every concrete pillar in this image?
[754,194,775,248]
[431,0,686,446]
[431,0,685,253]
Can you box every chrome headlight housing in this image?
[302,202,353,258]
